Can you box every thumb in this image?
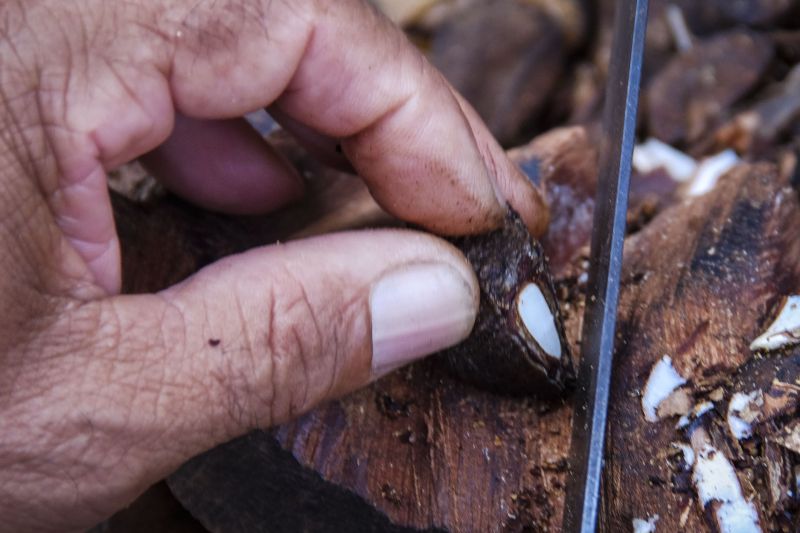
[150,230,478,431]
[15,230,477,529]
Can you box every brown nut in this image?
[441,210,575,398]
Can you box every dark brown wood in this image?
[602,163,800,531]
[101,112,800,532]
[161,161,800,532]
[429,0,573,146]
[646,29,774,147]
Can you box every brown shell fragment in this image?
[430,0,567,145]
[442,210,574,398]
[646,29,773,146]
[509,126,599,276]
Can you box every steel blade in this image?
[561,0,649,531]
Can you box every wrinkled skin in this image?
[0,0,548,531]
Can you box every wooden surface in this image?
[603,163,800,531]
[87,0,800,529]
[101,134,800,532]
[144,135,588,533]
[646,29,774,148]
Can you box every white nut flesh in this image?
[750,295,800,352]
[676,401,715,428]
[727,391,763,441]
[633,138,697,181]
[686,149,740,197]
[517,283,562,359]
[693,444,762,533]
[632,514,660,533]
[672,442,695,468]
[642,355,687,422]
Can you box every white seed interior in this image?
[632,514,659,533]
[693,444,762,533]
[632,137,697,182]
[727,390,761,441]
[750,295,800,351]
[641,355,686,422]
[517,283,562,359]
[686,149,740,197]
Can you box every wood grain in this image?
[110,137,800,532]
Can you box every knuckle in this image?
[218,271,357,428]
[269,279,324,367]
[257,276,326,425]
[171,0,269,59]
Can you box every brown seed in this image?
[441,210,574,398]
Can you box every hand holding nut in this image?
[0,0,547,530]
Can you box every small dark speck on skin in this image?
[208,338,221,347]
[334,143,342,153]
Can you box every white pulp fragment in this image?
[686,150,740,197]
[633,138,697,181]
[695,401,715,417]
[665,4,693,52]
[716,503,762,533]
[750,296,800,352]
[693,445,762,533]
[672,442,695,468]
[774,421,800,455]
[676,401,715,428]
[632,514,660,533]
[517,283,562,359]
[727,391,762,440]
[642,355,687,422]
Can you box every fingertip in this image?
[451,91,550,237]
[159,229,481,416]
[501,161,550,238]
[370,261,478,378]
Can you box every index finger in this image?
[66,0,547,236]
[267,1,549,236]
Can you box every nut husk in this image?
[441,210,575,398]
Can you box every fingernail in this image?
[370,263,477,378]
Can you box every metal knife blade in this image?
[561,0,649,531]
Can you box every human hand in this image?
[0,0,546,530]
